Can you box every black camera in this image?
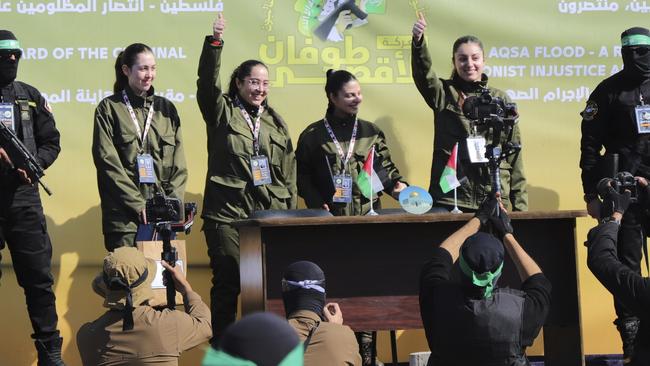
[597,171,639,203]
[462,89,518,122]
[146,192,182,224]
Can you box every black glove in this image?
[488,208,514,239]
[602,186,631,216]
[475,195,499,226]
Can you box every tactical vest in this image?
[11,82,37,155]
[428,286,528,366]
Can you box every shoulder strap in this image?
[303,321,320,352]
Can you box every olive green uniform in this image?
[411,39,527,211]
[296,114,404,216]
[92,86,187,250]
[196,36,297,343]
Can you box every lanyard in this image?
[323,116,358,170]
[235,97,264,155]
[122,90,155,152]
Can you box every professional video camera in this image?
[145,191,197,309]
[461,88,521,196]
[597,171,639,203]
[462,89,519,124]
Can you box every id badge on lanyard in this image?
[0,103,15,131]
[636,105,650,134]
[332,174,353,203]
[251,155,272,186]
[137,154,157,183]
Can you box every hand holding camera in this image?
[475,195,514,239]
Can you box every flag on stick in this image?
[440,142,461,193]
[358,147,384,199]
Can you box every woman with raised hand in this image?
[196,12,297,345]
[411,12,527,212]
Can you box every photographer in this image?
[586,179,650,365]
[411,13,527,212]
[419,197,550,365]
[77,247,212,365]
[580,27,650,358]
[92,43,187,251]
[281,261,361,366]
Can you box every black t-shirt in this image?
[419,247,552,351]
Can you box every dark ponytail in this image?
[227,59,289,133]
[324,69,357,115]
[113,43,154,94]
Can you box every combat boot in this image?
[35,336,66,366]
[615,317,639,364]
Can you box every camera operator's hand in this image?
[324,302,344,325]
[412,12,426,43]
[161,261,193,296]
[488,208,514,239]
[586,198,601,219]
[601,184,631,216]
[475,195,499,226]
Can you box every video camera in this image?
[145,192,197,233]
[597,172,639,203]
[461,88,521,196]
[462,88,519,124]
[145,191,197,310]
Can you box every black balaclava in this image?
[0,30,21,87]
[621,27,650,79]
[281,261,326,318]
[220,312,301,366]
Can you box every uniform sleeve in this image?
[374,129,404,193]
[580,84,611,195]
[296,130,328,208]
[92,103,146,215]
[174,291,213,351]
[284,136,298,209]
[587,222,650,314]
[33,91,60,169]
[507,124,528,211]
[520,273,552,346]
[411,38,447,112]
[165,104,188,201]
[197,36,229,127]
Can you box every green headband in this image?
[622,34,650,47]
[0,40,20,50]
[202,343,304,366]
[459,254,503,299]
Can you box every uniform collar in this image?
[325,112,356,127]
[124,85,155,107]
[452,73,488,94]
[287,309,322,322]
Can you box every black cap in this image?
[460,232,504,273]
[621,27,650,47]
[0,30,17,42]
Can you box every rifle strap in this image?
[12,82,37,155]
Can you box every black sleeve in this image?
[587,222,650,315]
[420,247,454,294]
[579,82,611,195]
[32,89,60,170]
[520,273,552,346]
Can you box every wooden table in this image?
[237,210,586,366]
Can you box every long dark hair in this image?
[227,59,289,133]
[324,69,357,115]
[113,43,154,94]
[450,35,484,79]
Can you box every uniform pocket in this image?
[159,133,176,180]
[113,133,138,171]
[226,121,254,158]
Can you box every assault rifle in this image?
[0,122,52,195]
